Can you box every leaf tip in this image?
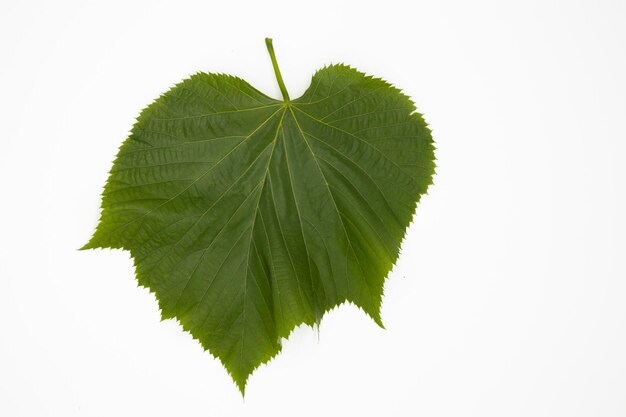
[236,379,247,397]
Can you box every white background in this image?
[1,0,625,415]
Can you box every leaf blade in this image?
[84,61,435,394]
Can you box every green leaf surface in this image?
[83,39,435,394]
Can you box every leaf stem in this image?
[265,38,290,102]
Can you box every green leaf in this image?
[83,38,435,394]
